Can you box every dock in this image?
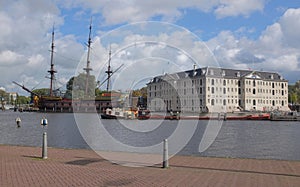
[1,145,300,186]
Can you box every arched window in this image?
[223,99,226,106]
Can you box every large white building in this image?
[147,67,290,113]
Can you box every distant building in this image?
[147,67,289,113]
[9,92,18,104]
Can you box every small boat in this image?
[270,111,300,121]
[137,109,151,120]
[100,108,134,119]
[246,113,270,120]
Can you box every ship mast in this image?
[48,26,57,97]
[105,46,113,92]
[84,18,93,97]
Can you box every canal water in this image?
[1,111,300,161]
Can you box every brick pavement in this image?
[1,144,300,186]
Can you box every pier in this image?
[1,145,300,186]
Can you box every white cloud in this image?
[0,50,24,66]
[279,8,300,48]
[207,8,300,81]
[1,1,299,94]
[214,0,266,18]
[58,0,265,25]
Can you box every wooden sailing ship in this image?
[13,21,118,113]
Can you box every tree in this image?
[0,90,9,103]
[291,92,298,104]
[32,88,50,96]
[131,87,147,98]
[17,95,31,105]
[288,81,300,104]
[65,73,96,99]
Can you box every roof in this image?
[148,67,287,84]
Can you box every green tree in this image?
[288,80,300,104]
[65,73,96,99]
[291,92,298,104]
[0,90,9,102]
[32,88,50,96]
[17,95,31,105]
[131,87,147,98]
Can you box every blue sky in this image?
[57,0,300,40]
[1,0,300,94]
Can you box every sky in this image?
[1,0,300,95]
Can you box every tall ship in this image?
[13,22,120,113]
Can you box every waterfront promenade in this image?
[1,145,300,186]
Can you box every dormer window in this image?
[236,71,240,77]
[222,70,225,77]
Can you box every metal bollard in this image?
[163,139,169,168]
[42,132,47,159]
[15,117,21,128]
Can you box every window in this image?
[272,90,275,95]
[212,87,215,94]
[253,80,256,87]
[223,99,226,106]
[253,89,256,95]
[253,100,256,106]
[223,88,226,94]
[212,79,215,85]
[272,83,275,88]
[211,99,215,105]
[223,80,226,86]
[281,83,284,89]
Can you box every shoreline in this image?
[1,143,300,163]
